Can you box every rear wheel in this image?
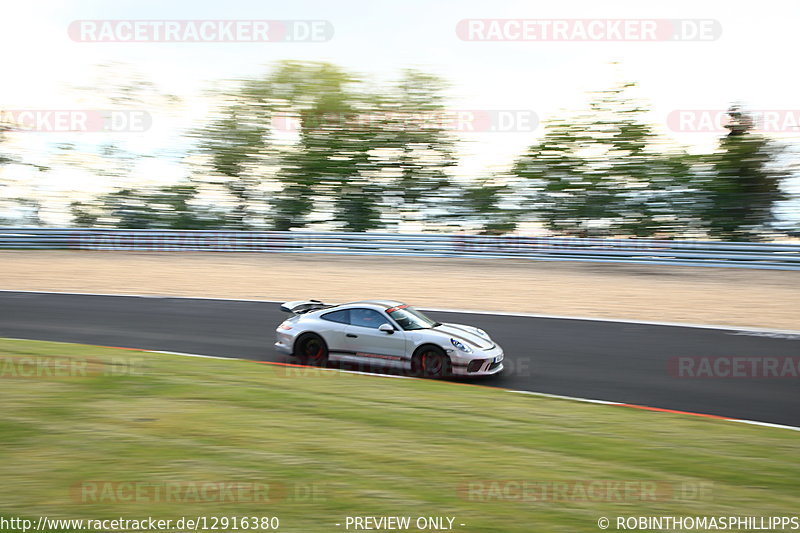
[295,334,328,366]
[413,346,450,378]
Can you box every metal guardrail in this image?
[1,228,799,270]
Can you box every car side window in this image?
[321,309,350,324]
[349,308,389,329]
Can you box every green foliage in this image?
[193,79,273,229]
[443,178,519,234]
[0,118,12,166]
[0,114,46,226]
[63,65,794,239]
[70,184,224,229]
[191,62,457,232]
[372,70,457,226]
[699,107,788,241]
[268,61,374,230]
[514,82,697,237]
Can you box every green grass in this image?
[0,338,797,532]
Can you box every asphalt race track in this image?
[2,291,798,427]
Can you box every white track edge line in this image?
[148,350,232,360]
[505,390,800,431]
[508,389,622,405]
[729,419,800,432]
[2,289,798,335]
[143,350,800,431]
[3,336,798,432]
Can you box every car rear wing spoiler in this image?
[279,300,330,314]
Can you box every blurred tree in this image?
[0,111,47,225]
[53,68,189,227]
[193,79,273,229]
[0,117,12,222]
[333,181,383,232]
[699,106,788,241]
[70,68,183,184]
[70,184,225,229]
[441,177,519,234]
[512,114,596,236]
[97,188,157,228]
[69,201,100,227]
[372,70,457,229]
[513,82,696,237]
[0,117,11,166]
[199,62,459,232]
[268,61,376,231]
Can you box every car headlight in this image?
[450,338,473,353]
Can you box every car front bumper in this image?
[449,345,505,376]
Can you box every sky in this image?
[1,0,799,223]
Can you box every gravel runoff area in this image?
[2,250,799,330]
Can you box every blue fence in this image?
[1,228,799,270]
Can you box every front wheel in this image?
[412,346,451,378]
[295,334,328,366]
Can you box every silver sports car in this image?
[274,299,504,377]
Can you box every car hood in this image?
[433,323,494,350]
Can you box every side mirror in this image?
[379,323,394,334]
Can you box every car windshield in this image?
[387,305,439,331]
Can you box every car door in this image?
[343,308,407,368]
[316,309,351,354]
